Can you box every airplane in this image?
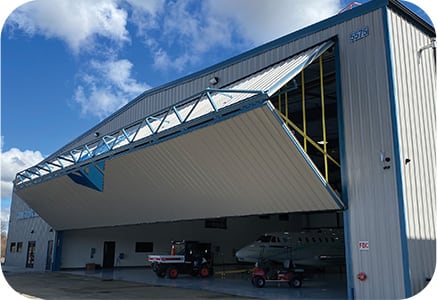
[235,229,345,268]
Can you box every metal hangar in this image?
[5,1,435,299]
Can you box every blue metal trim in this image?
[52,230,63,271]
[68,162,105,192]
[265,101,345,210]
[382,6,411,298]
[343,211,354,300]
[206,91,218,112]
[122,129,131,142]
[333,37,354,300]
[172,106,183,123]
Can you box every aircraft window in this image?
[331,237,335,242]
[298,237,303,242]
[325,238,329,242]
[312,237,316,243]
[319,238,323,242]
[305,237,309,243]
[256,235,272,243]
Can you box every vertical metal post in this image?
[278,92,282,114]
[285,88,289,121]
[320,56,328,182]
[301,70,307,152]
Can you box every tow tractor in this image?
[148,240,213,279]
[251,259,304,288]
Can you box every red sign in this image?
[359,241,369,251]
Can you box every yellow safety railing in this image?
[274,56,340,183]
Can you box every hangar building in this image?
[5,0,435,299]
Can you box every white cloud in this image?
[7,0,130,54]
[205,0,341,45]
[1,147,44,200]
[134,0,341,72]
[74,58,150,119]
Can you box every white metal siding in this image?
[5,194,55,271]
[388,8,436,295]
[335,9,406,299]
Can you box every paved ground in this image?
[2,265,347,299]
[2,271,253,299]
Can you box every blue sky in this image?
[0,0,435,226]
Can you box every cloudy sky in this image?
[0,0,434,228]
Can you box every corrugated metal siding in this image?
[388,8,436,295]
[334,9,405,299]
[5,193,55,271]
[51,38,336,156]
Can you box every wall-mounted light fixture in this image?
[94,132,100,137]
[209,76,219,85]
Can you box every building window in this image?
[135,242,153,253]
[205,218,227,229]
[10,242,16,253]
[17,242,23,253]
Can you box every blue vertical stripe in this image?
[382,6,412,298]
[52,230,64,271]
[334,37,355,300]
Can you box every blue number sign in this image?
[350,26,369,43]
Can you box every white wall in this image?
[61,212,341,268]
[5,194,55,270]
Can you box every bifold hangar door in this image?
[16,40,344,230]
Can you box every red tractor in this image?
[251,259,304,288]
[148,240,213,279]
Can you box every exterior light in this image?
[94,132,100,137]
[209,77,219,85]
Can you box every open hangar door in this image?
[17,41,347,288]
[16,40,344,230]
[59,45,346,278]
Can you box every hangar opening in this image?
[57,42,346,281]
[270,44,341,194]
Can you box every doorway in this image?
[102,241,115,269]
[46,240,53,270]
[26,241,36,268]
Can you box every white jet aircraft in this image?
[235,229,345,267]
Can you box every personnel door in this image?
[102,241,115,269]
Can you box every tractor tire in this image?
[168,267,178,279]
[253,276,266,288]
[199,266,210,278]
[289,277,302,288]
